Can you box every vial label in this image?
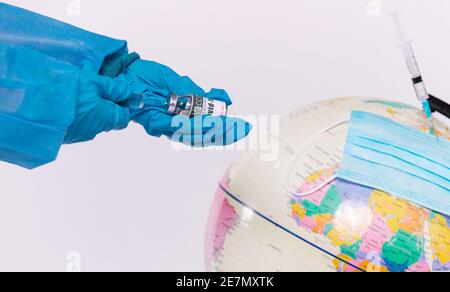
[191,96,205,117]
[206,98,228,116]
[171,95,229,117]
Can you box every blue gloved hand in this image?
[123,60,252,147]
[63,65,133,144]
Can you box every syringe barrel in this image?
[392,13,423,78]
[392,12,435,127]
[399,43,429,102]
[399,43,421,78]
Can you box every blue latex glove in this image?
[124,60,252,147]
[63,64,132,144]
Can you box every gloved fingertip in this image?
[206,89,233,106]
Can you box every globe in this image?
[205,97,450,272]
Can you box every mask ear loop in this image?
[281,120,349,198]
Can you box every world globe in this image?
[205,97,450,272]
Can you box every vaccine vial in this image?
[167,94,228,118]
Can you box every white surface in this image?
[0,0,449,271]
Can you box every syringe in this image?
[391,13,438,137]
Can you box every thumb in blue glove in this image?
[63,65,134,144]
[123,60,252,147]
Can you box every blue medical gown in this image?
[0,3,129,169]
[0,3,128,72]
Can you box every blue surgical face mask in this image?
[337,111,450,216]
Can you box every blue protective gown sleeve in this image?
[0,2,128,72]
[0,43,78,169]
[0,3,132,169]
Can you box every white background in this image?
[0,0,449,271]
